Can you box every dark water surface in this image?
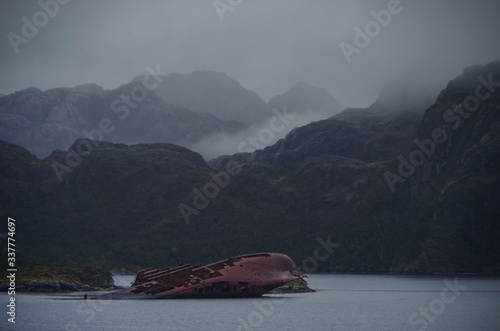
[1,274,499,330]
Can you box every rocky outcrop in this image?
[267,285,315,294]
[0,265,117,292]
[267,278,316,293]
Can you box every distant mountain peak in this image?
[142,70,271,125]
[20,87,43,94]
[440,60,500,97]
[0,80,245,158]
[268,81,343,116]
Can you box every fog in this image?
[1,0,500,109]
[186,108,336,161]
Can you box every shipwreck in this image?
[110,253,305,299]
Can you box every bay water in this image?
[1,274,499,330]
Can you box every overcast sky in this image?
[1,0,499,107]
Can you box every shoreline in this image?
[3,272,500,293]
[0,281,121,293]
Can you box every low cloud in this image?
[187,109,338,161]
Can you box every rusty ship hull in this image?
[110,253,304,299]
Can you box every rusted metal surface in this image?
[111,253,304,298]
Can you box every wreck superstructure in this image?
[111,253,304,298]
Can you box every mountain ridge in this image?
[0,82,243,158]
[133,70,272,125]
[1,61,499,274]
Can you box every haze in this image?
[1,0,499,109]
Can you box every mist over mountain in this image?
[209,80,423,170]
[374,63,456,115]
[268,81,343,117]
[206,66,447,167]
[185,108,338,161]
[0,59,482,163]
[185,80,345,160]
[2,60,499,274]
[1,1,500,329]
[0,69,347,161]
[135,71,271,125]
[0,81,242,158]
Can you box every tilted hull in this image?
[110,253,304,299]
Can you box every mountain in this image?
[267,81,343,117]
[288,63,451,167]
[213,74,428,170]
[0,139,212,268]
[224,110,420,170]
[0,83,242,158]
[406,61,500,270]
[411,60,500,204]
[1,61,499,274]
[138,71,271,125]
[211,61,500,273]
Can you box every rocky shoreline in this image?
[0,264,116,293]
[267,285,316,294]
[0,280,314,294]
[0,280,120,292]
[3,271,497,293]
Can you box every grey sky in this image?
[1,0,499,107]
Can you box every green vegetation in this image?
[282,278,308,287]
[1,74,499,275]
[0,264,113,287]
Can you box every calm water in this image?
[0,274,499,331]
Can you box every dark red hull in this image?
[111,253,303,299]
